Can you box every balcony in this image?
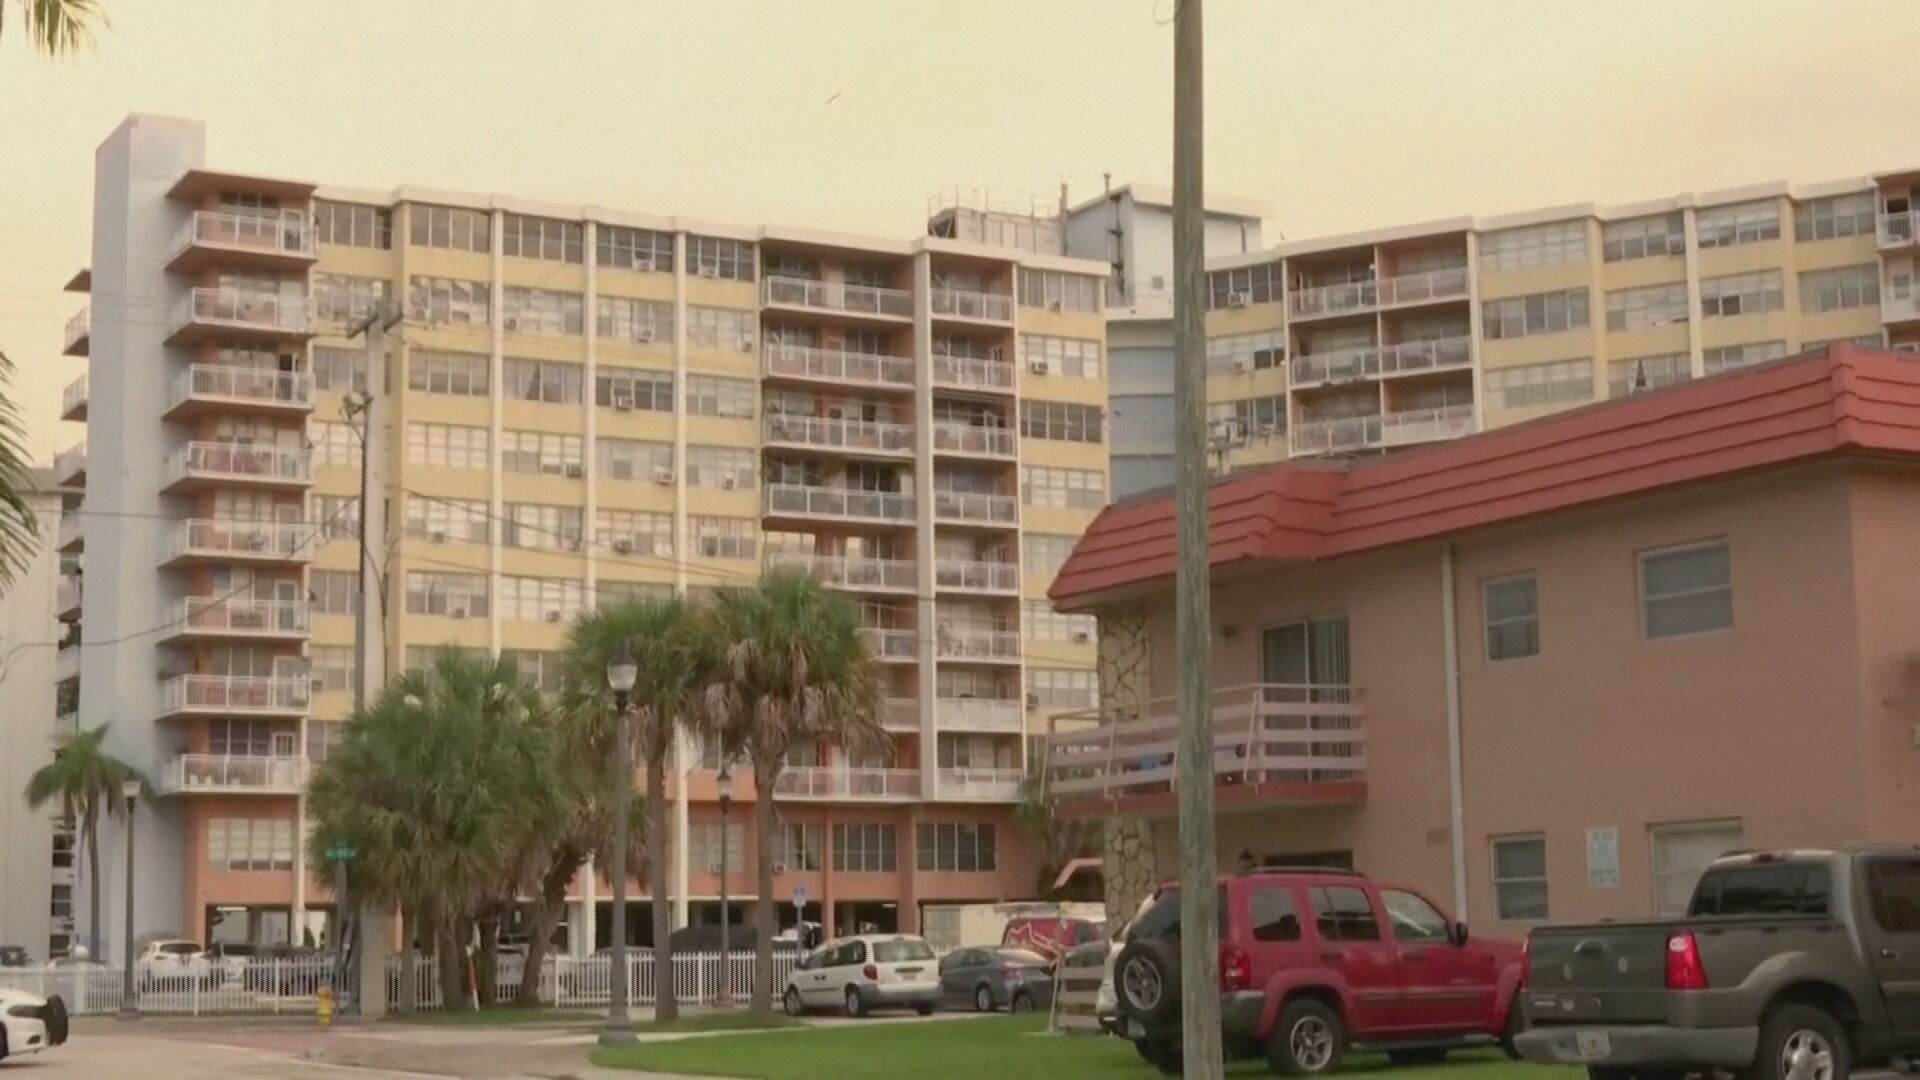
[57,514,84,554]
[161,519,316,568]
[883,697,920,733]
[936,697,1024,734]
[60,374,87,422]
[931,353,1017,395]
[166,288,311,346]
[933,767,1025,802]
[1045,682,1366,817]
[162,442,310,493]
[52,441,86,488]
[933,489,1017,526]
[933,558,1019,594]
[1376,266,1470,308]
[167,210,317,274]
[1289,345,1380,388]
[1378,335,1473,379]
[859,627,919,663]
[55,643,79,687]
[764,483,913,524]
[63,307,89,357]
[1379,404,1475,447]
[1880,210,1920,250]
[1883,284,1920,326]
[1288,278,1376,320]
[771,765,921,801]
[762,414,914,458]
[931,286,1014,324]
[934,627,1020,663]
[53,707,78,741]
[763,343,914,390]
[164,365,313,420]
[160,596,309,643]
[157,754,306,797]
[159,674,310,719]
[1289,415,1380,457]
[56,576,81,623]
[767,551,915,594]
[762,275,913,320]
[932,422,1016,458]
[1288,267,1469,321]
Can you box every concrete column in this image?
[357,904,392,1019]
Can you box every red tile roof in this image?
[1051,344,1920,610]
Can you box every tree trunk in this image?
[750,764,776,1018]
[476,912,499,1009]
[84,802,101,963]
[438,924,469,1011]
[517,851,583,1006]
[398,910,418,1017]
[647,754,677,1021]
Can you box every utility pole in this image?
[1172,0,1224,1077]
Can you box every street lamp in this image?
[600,644,639,1048]
[117,777,141,1019]
[714,764,734,1009]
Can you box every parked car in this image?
[782,934,938,1018]
[938,946,1054,1013]
[243,946,326,995]
[1113,867,1522,1075]
[1002,913,1104,967]
[0,946,30,969]
[0,987,68,1062]
[136,939,214,991]
[1516,846,1920,1079]
[205,941,257,986]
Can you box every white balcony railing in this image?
[883,697,919,732]
[766,551,915,592]
[1288,278,1377,319]
[762,414,914,455]
[933,558,1019,593]
[762,343,914,388]
[934,627,1021,661]
[930,353,1017,392]
[170,364,313,411]
[158,754,307,796]
[53,441,86,483]
[1290,345,1380,387]
[166,441,311,487]
[762,275,913,318]
[1880,210,1920,248]
[934,489,1018,525]
[61,374,88,418]
[936,697,1024,734]
[56,575,81,616]
[859,627,919,661]
[1377,266,1471,307]
[772,766,921,800]
[931,286,1014,323]
[54,708,79,739]
[934,767,1025,801]
[1046,682,1366,804]
[174,288,309,336]
[160,674,310,716]
[175,210,315,261]
[166,519,316,563]
[177,596,309,637]
[764,483,913,522]
[1379,404,1476,447]
[57,514,84,552]
[1378,335,1474,377]
[932,422,1016,457]
[63,307,89,355]
[1289,414,1382,456]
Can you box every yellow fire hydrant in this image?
[316,985,334,1027]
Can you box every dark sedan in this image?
[937,947,1054,1013]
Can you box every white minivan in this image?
[783,934,938,1017]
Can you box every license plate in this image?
[1126,1019,1146,1040]
[896,967,922,977]
[1574,1031,1611,1061]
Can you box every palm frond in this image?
[5,0,107,56]
[0,349,41,592]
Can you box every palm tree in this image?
[558,596,706,1022]
[0,350,40,593]
[24,724,143,962]
[0,0,106,55]
[703,570,885,1018]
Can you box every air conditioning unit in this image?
[503,317,521,331]
[1025,693,1039,710]
[544,610,562,624]
[698,266,719,279]
[429,530,447,544]
[1048,300,1063,313]
[311,677,326,693]
[771,862,787,875]
[1072,630,1092,643]
[564,464,584,479]
[448,605,470,620]
[614,401,634,413]
[651,467,673,486]
[720,475,739,490]
[1232,358,1253,373]
[1028,359,1049,375]
[1226,292,1251,308]
[612,539,635,554]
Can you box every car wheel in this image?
[1387,1047,1448,1066]
[915,1002,936,1017]
[1267,998,1346,1076]
[1500,1001,1524,1060]
[974,984,995,1012]
[1010,990,1035,1015]
[1753,1003,1849,1080]
[1,1021,10,1062]
[783,987,805,1017]
[1134,1036,1182,1076]
[1112,937,1181,1030]
[43,995,68,1046]
[843,985,867,1018]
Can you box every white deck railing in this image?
[763,275,913,318]
[931,286,1014,322]
[174,287,308,335]
[935,697,1024,734]
[175,209,314,260]
[762,413,914,455]
[167,518,316,562]
[158,754,307,795]
[178,596,309,636]
[61,374,88,417]
[764,483,913,522]
[934,627,1021,661]
[933,558,1019,592]
[64,307,89,354]
[762,343,914,387]
[171,364,312,410]
[934,489,1017,524]
[930,353,1016,392]
[934,767,1025,801]
[859,627,918,661]
[1379,404,1475,446]
[766,551,915,592]
[167,441,311,486]
[932,422,1016,457]
[161,674,310,715]
[772,765,921,800]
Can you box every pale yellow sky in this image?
[4,0,1918,461]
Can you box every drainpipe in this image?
[1440,542,1468,921]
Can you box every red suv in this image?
[1112,868,1523,1075]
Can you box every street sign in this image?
[327,843,357,862]
[792,884,807,910]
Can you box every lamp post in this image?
[714,765,734,1008]
[600,644,639,1047]
[117,777,141,1019]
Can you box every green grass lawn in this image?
[409,1007,796,1033]
[590,1015,1583,1079]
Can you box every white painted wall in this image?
[0,482,62,959]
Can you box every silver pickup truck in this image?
[1515,846,1920,1080]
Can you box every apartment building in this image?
[1045,343,1920,935]
[1202,173,1920,469]
[56,114,1110,952]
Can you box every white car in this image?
[782,934,939,1017]
[0,987,68,1061]
[137,939,214,990]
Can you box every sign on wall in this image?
[1587,827,1620,888]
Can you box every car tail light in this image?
[1219,943,1252,994]
[1519,937,1531,989]
[862,963,879,982]
[1665,932,1708,991]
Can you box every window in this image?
[498,575,584,622]
[405,422,490,470]
[206,817,294,872]
[1020,401,1104,443]
[689,236,755,280]
[305,720,346,764]
[598,579,674,605]
[408,204,490,252]
[1205,262,1283,309]
[501,288,584,337]
[1691,862,1829,917]
[1029,668,1097,709]
[1697,200,1781,248]
[308,645,354,695]
[403,645,487,673]
[1485,358,1593,409]
[1310,886,1382,941]
[502,358,584,404]
[597,225,674,272]
[1605,282,1689,331]
[1485,574,1539,661]
[1703,340,1789,375]
[1381,889,1452,944]
[783,823,823,872]
[407,349,490,397]
[1609,353,1691,397]
[407,275,490,326]
[500,213,583,263]
[1480,220,1588,272]
[1867,859,1920,932]
[685,375,756,418]
[597,296,673,345]
[209,719,279,756]
[1800,264,1880,313]
[307,420,356,468]
[1651,820,1744,916]
[1023,534,1079,581]
[596,508,674,557]
[1019,270,1100,312]
[596,437,674,483]
[311,346,367,394]
[1022,334,1102,378]
[691,515,756,559]
[313,495,359,542]
[404,495,489,543]
[686,446,756,490]
[1491,835,1548,920]
[404,571,488,617]
[1023,466,1106,510]
[1602,213,1684,262]
[916,822,997,873]
[1206,331,1286,374]
[308,570,358,616]
[1482,289,1590,340]
[314,201,392,249]
[832,822,897,873]
[310,274,390,327]
[1249,886,1303,942]
[595,366,675,411]
[500,429,584,477]
[1209,395,1287,442]
[1795,192,1876,242]
[689,822,748,873]
[1023,600,1097,643]
[685,306,755,352]
[504,503,584,550]
[1640,541,1732,639]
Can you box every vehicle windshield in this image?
[160,942,201,955]
[873,939,934,963]
[996,949,1050,967]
